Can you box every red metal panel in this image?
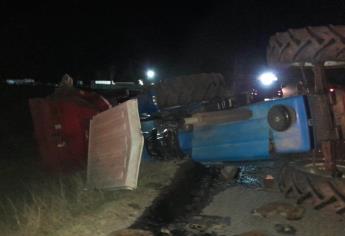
[29,89,109,173]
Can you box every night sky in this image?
[0,1,344,82]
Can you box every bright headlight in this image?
[258,72,278,86]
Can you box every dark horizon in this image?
[0,0,344,82]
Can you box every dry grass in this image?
[0,161,180,236]
[0,171,107,236]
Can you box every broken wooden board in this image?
[87,99,144,190]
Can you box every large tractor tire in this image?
[154,73,226,109]
[279,160,345,214]
[267,25,345,66]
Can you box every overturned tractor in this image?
[29,25,345,214]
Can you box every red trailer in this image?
[29,87,110,173]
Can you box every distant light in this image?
[151,82,155,85]
[95,80,112,85]
[138,79,144,86]
[152,95,157,105]
[146,69,156,80]
[264,98,271,101]
[258,72,278,86]
[6,79,15,85]
[329,88,335,92]
[6,78,35,85]
[250,88,258,96]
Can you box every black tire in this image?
[267,25,345,66]
[154,73,226,109]
[279,160,345,214]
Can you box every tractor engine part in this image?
[143,120,186,161]
[184,108,252,126]
[153,73,226,109]
[267,105,295,132]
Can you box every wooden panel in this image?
[87,99,144,190]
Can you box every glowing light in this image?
[95,80,112,85]
[258,72,278,86]
[329,88,335,92]
[146,69,156,80]
[138,79,144,86]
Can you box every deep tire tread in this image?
[279,162,345,214]
[314,196,337,210]
[306,177,324,200]
[267,25,345,65]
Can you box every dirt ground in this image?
[203,186,345,236]
[2,154,345,236]
[51,161,180,236]
[2,152,345,236]
[61,161,345,236]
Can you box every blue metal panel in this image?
[191,96,311,163]
[271,97,311,153]
[178,130,193,155]
[137,91,159,117]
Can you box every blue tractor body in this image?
[187,96,311,164]
[141,95,312,164]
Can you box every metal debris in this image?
[220,166,239,181]
[168,215,231,235]
[233,230,268,236]
[252,202,305,220]
[274,224,297,235]
[263,174,275,188]
[107,229,153,236]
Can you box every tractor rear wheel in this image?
[279,160,345,214]
[267,25,345,66]
[154,73,226,109]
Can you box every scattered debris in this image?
[168,215,231,235]
[160,227,172,236]
[220,166,239,181]
[59,73,74,87]
[274,224,297,235]
[188,223,206,231]
[233,230,267,236]
[263,174,274,188]
[232,165,265,188]
[188,215,231,229]
[252,202,305,220]
[107,229,154,236]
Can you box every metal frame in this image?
[310,64,341,173]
